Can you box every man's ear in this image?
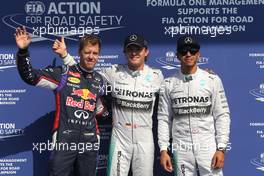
[197,51,201,58]
[145,48,149,57]
[176,52,181,61]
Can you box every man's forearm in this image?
[62,53,77,66]
[16,48,37,85]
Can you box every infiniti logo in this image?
[74,110,89,120]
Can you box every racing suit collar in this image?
[179,66,201,82]
[76,64,95,78]
[125,64,149,77]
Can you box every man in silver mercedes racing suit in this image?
[53,34,164,176]
[158,36,230,176]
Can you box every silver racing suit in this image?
[63,55,164,176]
[158,67,230,176]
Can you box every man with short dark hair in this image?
[15,26,104,176]
[55,34,164,176]
[158,36,230,176]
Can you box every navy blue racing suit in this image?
[16,48,104,176]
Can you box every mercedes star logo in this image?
[184,37,192,44]
[74,110,89,120]
[129,35,137,41]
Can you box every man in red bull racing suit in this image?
[15,26,105,176]
[55,34,164,175]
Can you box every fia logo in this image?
[250,153,264,171]
[249,83,264,102]
[25,1,45,15]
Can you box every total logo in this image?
[250,153,264,171]
[68,77,80,84]
[155,51,209,70]
[249,83,264,102]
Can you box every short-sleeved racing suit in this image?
[17,49,104,176]
[158,67,230,176]
[63,55,164,176]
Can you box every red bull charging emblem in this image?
[71,89,97,101]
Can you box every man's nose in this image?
[88,53,95,58]
[130,50,138,55]
[185,51,192,56]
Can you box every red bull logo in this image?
[66,97,95,111]
[71,89,97,101]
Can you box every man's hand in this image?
[160,150,173,172]
[211,150,225,169]
[52,37,68,58]
[14,26,31,49]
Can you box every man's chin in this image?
[128,61,140,67]
[184,64,196,68]
[128,58,141,63]
[86,66,94,70]
[86,63,96,68]
[184,61,195,66]
[82,65,95,71]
